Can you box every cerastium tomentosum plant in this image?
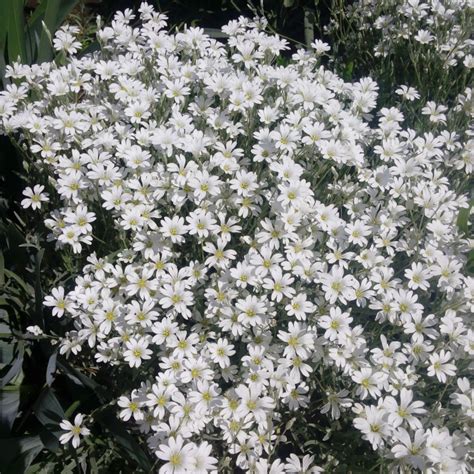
[1,2,473,472]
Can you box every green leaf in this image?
[343,61,354,80]
[38,425,60,453]
[26,0,49,29]
[33,387,65,451]
[457,200,473,236]
[0,341,24,388]
[7,0,27,63]
[34,248,44,325]
[89,455,99,474]
[4,269,34,296]
[0,52,7,87]
[45,351,57,387]
[79,40,100,57]
[0,3,8,54]
[57,360,107,400]
[64,399,81,419]
[202,28,228,39]
[0,221,26,258]
[0,317,11,337]
[97,409,153,472]
[37,0,80,63]
[33,387,65,431]
[466,249,474,276]
[0,436,44,474]
[0,250,5,286]
[0,332,15,366]
[0,386,21,434]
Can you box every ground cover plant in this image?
[0,1,473,472]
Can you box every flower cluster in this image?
[327,0,474,69]
[1,2,473,472]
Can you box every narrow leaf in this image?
[457,199,472,236]
[45,351,57,387]
[34,248,44,325]
[57,360,107,400]
[0,342,24,388]
[0,250,5,286]
[37,0,80,63]
[4,269,34,296]
[64,399,81,419]
[7,0,27,63]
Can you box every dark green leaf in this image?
[0,334,15,366]
[26,460,57,474]
[0,341,24,388]
[64,399,81,419]
[38,426,60,453]
[0,436,44,474]
[57,360,107,400]
[4,269,34,296]
[0,250,5,286]
[33,387,65,435]
[0,386,21,434]
[7,0,27,63]
[0,2,7,54]
[97,409,153,472]
[0,52,7,87]
[0,318,11,336]
[45,351,57,387]
[466,249,474,276]
[344,61,354,80]
[37,0,80,63]
[203,28,228,39]
[27,0,49,31]
[79,40,100,57]
[34,248,44,325]
[457,200,472,236]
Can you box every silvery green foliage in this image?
[1,2,473,472]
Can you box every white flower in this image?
[352,368,387,400]
[43,287,70,317]
[123,337,152,368]
[190,441,218,473]
[155,436,195,474]
[405,262,431,291]
[21,185,49,210]
[354,405,389,449]
[319,307,353,341]
[428,350,457,382]
[391,428,427,470]
[384,388,426,430]
[208,338,235,368]
[26,325,43,336]
[118,395,144,422]
[59,413,90,448]
[235,385,275,423]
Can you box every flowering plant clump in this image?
[328,0,473,67]
[1,2,473,472]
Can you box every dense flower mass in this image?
[1,2,473,472]
[328,0,474,68]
